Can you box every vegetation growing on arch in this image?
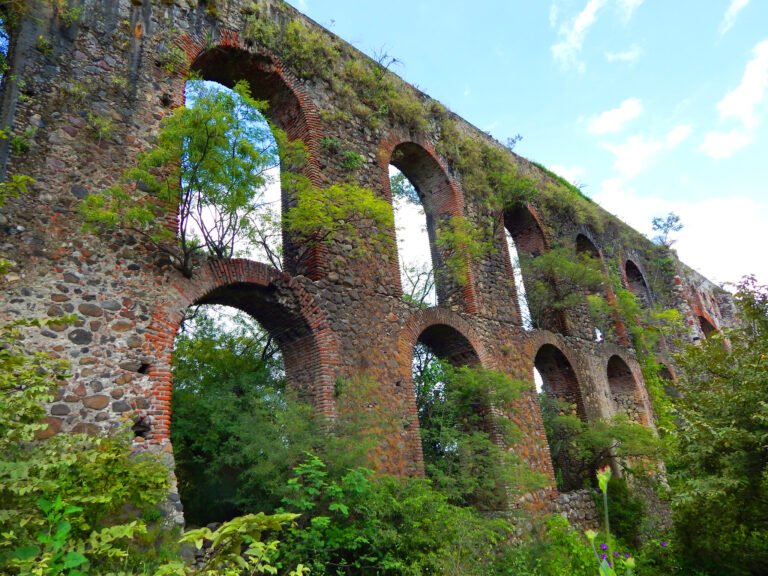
[81,77,394,278]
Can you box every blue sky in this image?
[284,0,768,286]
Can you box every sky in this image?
[284,0,768,287]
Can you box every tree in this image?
[172,305,320,525]
[670,276,768,575]
[412,351,544,509]
[82,79,301,277]
[651,212,683,248]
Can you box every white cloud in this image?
[605,45,641,62]
[548,164,585,186]
[698,38,768,158]
[717,39,768,129]
[604,124,692,178]
[616,0,645,22]
[699,129,753,159]
[593,179,768,285]
[549,4,560,28]
[587,98,643,134]
[551,0,606,72]
[719,0,750,36]
[665,124,693,147]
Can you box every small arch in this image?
[698,315,717,339]
[607,355,647,425]
[575,233,601,260]
[383,139,476,311]
[535,344,586,420]
[504,204,547,256]
[503,205,567,332]
[625,260,651,308]
[534,343,590,491]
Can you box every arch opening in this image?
[389,142,459,307]
[625,260,651,308]
[503,205,563,332]
[411,324,507,510]
[575,234,610,342]
[171,301,321,527]
[535,344,590,491]
[190,47,316,275]
[607,355,646,424]
[698,315,717,339]
[181,79,283,267]
[390,165,436,306]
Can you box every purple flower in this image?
[600,543,608,551]
[624,553,630,558]
[613,551,620,557]
[661,540,668,548]
[601,554,607,560]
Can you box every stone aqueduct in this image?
[0,0,734,520]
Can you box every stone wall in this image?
[0,0,735,521]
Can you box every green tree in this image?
[82,79,300,277]
[670,276,768,575]
[413,350,544,509]
[0,319,171,575]
[651,212,683,248]
[171,305,320,525]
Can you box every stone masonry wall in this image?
[0,0,736,523]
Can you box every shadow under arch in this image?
[624,258,652,308]
[186,43,325,277]
[534,343,587,421]
[606,354,649,425]
[532,340,592,491]
[143,259,340,443]
[381,136,478,313]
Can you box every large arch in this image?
[606,355,648,425]
[380,136,478,312]
[176,36,325,278]
[142,259,340,443]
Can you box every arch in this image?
[180,40,325,278]
[504,204,547,256]
[575,233,601,260]
[142,259,340,443]
[381,136,478,312]
[502,204,568,332]
[534,343,586,420]
[625,259,651,308]
[698,315,717,339]
[606,355,647,425]
[534,342,591,491]
[397,308,490,371]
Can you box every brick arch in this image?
[142,259,340,443]
[575,231,602,259]
[174,32,326,278]
[606,354,650,425]
[532,340,591,491]
[532,342,587,421]
[396,307,493,479]
[623,258,652,307]
[397,308,491,372]
[379,135,478,313]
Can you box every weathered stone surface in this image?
[67,329,92,345]
[82,395,110,410]
[0,0,736,529]
[78,303,103,317]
